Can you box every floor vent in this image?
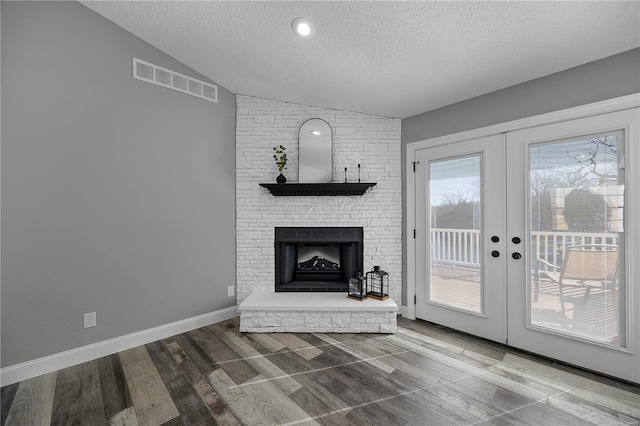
[132,57,218,103]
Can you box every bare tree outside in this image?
[530,135,618,232]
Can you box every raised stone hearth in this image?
[238,293,398,333]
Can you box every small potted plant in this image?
[272,145,287,183]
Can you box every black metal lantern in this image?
[348,274,367,301]
[366,266,389,300]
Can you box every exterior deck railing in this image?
[430,229,618,273]
[430,229,481,267]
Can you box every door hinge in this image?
[413,229,416,238]
[412,161,420,172]
[414,295,417,305]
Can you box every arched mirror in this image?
[299,118,332,183]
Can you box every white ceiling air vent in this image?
[132,57,218,103]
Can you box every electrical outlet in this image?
[83,312,96,329]
[227,286,235,297]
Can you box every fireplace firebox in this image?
[275,227,363,292]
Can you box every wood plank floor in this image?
[2,317,639,425]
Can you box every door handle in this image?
[512,252,522,260]
[491,250,500,258]
[512,237,521,244]
[491,236,500,243]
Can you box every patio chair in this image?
[534,244,618,315]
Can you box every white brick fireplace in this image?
[235,95,402,308]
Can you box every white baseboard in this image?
[1,306,237,386]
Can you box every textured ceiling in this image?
[81,1,639,118]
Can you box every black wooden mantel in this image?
[259,182,376,196]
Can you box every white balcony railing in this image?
[530,231,618,273]
[430,228,481,267]
[430,229,618,273]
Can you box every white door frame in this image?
[405,93,640,320]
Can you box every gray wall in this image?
[403,48,640,143]
[1,1,236,367]
[401,48,640,306]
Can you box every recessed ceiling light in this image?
[292,17,315,39]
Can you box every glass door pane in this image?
[529,131,624,346]
[429,155,482,313]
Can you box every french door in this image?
[414,107,639,383]
[415,134,507,343]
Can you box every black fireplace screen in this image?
[275,227,363,292]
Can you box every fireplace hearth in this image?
[275,227,363,292]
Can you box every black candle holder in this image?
[366,266,389,300]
